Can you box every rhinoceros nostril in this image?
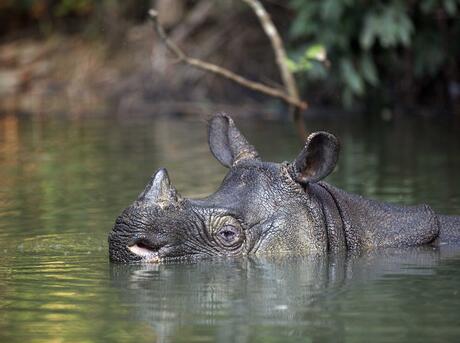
[127,239,161,262]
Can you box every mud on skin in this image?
[108,113,460,263]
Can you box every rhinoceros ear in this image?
[290,131,340,185]
[208,113,260,167]
[138,168,179,207]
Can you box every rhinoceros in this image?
[108,113,460,263]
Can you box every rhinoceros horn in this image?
[138,168,179,208]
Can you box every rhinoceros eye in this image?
[219,226,237,240]
[216,225,242,246]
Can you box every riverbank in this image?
[0,25,150,117]
[2,4,459,121]
[0,10,288,120]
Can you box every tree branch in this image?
[148,9,307,111]
[242,0,307,139]
[242,0,299,103]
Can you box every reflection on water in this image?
[1,113,460,342]
[111,247,460,343]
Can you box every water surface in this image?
[1,114,460,342]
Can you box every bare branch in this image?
[148,9,307,110]
[242,0,307,139]
[242,0,299,101]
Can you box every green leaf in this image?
[320,0,344,20]
[360,6,414,49]
[287,44,327,73]
[286,58,299,73]
[443,0,458,15]
[340,59,364,95]
[360,55,379,86]
[305,44,327,61]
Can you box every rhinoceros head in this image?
[108,113,340,263]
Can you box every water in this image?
[1,113,460,342]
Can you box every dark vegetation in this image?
[1,0,459,117]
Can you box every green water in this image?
[1,114,460,343]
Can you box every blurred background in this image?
[1,0,460,119]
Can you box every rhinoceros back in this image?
[437,215,460,243]
[317,182,440,250]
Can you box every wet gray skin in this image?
[108,113,460,263]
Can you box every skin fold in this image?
[108,113,460,263]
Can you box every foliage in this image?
[288,0,460,109]
[286,43,327,73]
